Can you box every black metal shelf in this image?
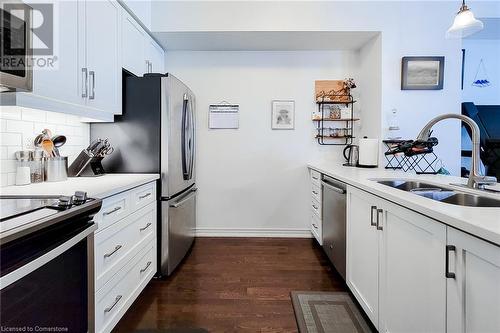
[315,95,356,146]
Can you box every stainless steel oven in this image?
[0,1,33,92]
[0,194,101,332]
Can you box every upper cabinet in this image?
[83,0,122,114]
[121,0,151,30]
[1,0,164,121]
[122,10,165,77]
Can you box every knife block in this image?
[68,150,106,177]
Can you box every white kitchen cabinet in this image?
[147,39,165,74]
[32,0,82,107]
[447,227,500,333]
[84,0,122,114]
[347,186,446,331]
[378,199,446,333]
[122,11,148,76]
[121,0,151,30]
[346,187,380,327]
[309,169,322,244]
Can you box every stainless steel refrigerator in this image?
[90,73,196,277]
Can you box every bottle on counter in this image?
[15,151,32,186]
[30,149,45,183]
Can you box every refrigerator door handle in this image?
[188,97,195,180]
[169,188,197,208]
[181,94,189,180]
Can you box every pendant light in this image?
[446,0,484,38]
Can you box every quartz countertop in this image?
[0,174,160,199]
[308,160,500,246]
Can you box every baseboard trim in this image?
[195,227,313,238]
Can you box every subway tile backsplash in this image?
[0,106,90,187]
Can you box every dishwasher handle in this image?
[321,180,346,194]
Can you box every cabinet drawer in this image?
[310,169,321,186]
[94,191,130,231]
[95,202,156,291]
[311,183,321,202]
[311,198,321,218]
[95,244,155,333]
[131,182,156,212]
[311,212,322,244]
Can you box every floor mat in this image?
[291,291,373,333]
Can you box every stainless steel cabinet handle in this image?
[312,223,318,229]
[103,206,121,216]
[370,206,377,226]
[145,60,150,73]
[89,71,95,100]
[312,176,319,180]
[81,68,88,98]
[140,261,152,273]
[139,192,151,200]
[312,190,318,195]
[312,204,318,210]
[376,209,383,231]
[104,295,122,313]
[149,61,152,73]
[139,222,152,232]
[321,180,346,194]
[445,245,456,279]
[104,245,122,258]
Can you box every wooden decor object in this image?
[315,80,350,102]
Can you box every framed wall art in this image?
[401,56,445,90]
[271,100,295,130]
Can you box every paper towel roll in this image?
[358,138,379,167]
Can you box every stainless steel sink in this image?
[374,179,500,208]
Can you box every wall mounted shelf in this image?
[314,95,357,146]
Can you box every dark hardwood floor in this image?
[113,237,346,332]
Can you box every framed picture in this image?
[401,56,445,90]
[271,100,295,130]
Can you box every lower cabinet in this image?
[93,181,157,333]
[447,227,500,333]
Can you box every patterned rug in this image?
[291,291,373,333]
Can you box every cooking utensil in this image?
[52,135,67,157]
[34,134,44,148]
[41,138,55,157]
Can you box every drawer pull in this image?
[104,295,122,313]
[312,204,318,210]
[312,176,319,180]
[140,261,152,273]
[312,223,318,229]
[312,190,318,195]
[103,206,122,216]
[139,192,151,200]
[140,222,152,232]
[104,245,122,258]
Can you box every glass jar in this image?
[30,150,45,183]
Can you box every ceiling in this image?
[152,31,380,51]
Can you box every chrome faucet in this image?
[416,113,497,189]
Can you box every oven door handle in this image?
[0,224,97,290]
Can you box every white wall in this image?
[462,39,500,105]
[167,50,360,236]
[153,0,463,175]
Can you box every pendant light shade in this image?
[446,1,484,38]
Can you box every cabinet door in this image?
[148,39,165,74]
[346,187,380,328]
[447,227,500,333]
[85,0,122,114]
[122,12,148,76]
[379,202,446,333]
[32,0,84,106]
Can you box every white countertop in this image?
[308,160,500,246]
[0,174,160,199]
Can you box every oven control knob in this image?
[73,191,88,205]
[58,196,73,208]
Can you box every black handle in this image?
[181,97,189,180]
[445,245,456,279]
[343,145,351,161]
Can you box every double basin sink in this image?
[374,180,500,208]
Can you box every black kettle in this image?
[343,144,359,167]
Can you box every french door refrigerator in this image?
[91,73,196,277]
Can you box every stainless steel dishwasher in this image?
[321,175,347,280]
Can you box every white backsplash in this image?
[0,106,90,187]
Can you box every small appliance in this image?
[343,144,359,167]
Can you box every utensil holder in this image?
[45,157,68,182]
